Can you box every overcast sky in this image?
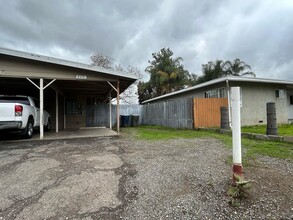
[0,0,293,80]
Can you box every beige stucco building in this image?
[143,76,293,126]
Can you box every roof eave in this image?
[0,47,138,81]
[142,76,293,104]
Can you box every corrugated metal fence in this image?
[142,98,194,129]
[86,104,142,127]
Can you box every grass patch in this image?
[242,138,293,161]
[241,124,293,136]
[125,125,231,146]
[122,126,293,163]
[135,126,216,140]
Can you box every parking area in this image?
[0,131,292,219]
[0,136,125,219]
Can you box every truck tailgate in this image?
[0,103,16,121]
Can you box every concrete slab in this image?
[36,127,117,141]
[0,127,117,142]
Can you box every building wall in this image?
[287,90,293,121]
[44,91,65,130]
[146,81,289,126]
[65,95,87,129]
[231,82,288,125]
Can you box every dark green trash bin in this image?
[120,115,131,127]
[131,115,139,127]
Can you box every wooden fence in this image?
[193,98,228,128]
[142,98,194,129]
[86,104,142,127]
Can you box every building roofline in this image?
[0,47,138,80]
[142,76,293,104]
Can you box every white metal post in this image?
[40,78,44,140]
[231,87,242,180]
[26,78,56,139]
[64,96,66,129]
[56,91,59,133]
[109,93,112,130]
[117,81,120,135]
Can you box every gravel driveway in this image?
[0,133,292,219]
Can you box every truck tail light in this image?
[15,105,23,116]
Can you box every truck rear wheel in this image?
[24,118,34,139]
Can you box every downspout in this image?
[226,79,232,128]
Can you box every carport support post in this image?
[231,87,242,183]
[109,93,112,130]
[56,91,59,133]
[64,96,66,129]
[117,81,120,134]
[40,78,44,140]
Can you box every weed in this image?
[228,174,251,206]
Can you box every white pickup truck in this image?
[0,95,51,138]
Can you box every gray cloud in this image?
[0,0,292,80]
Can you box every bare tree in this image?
[91,52,113,69]
[119,66,142,104]
[90,51,142,104]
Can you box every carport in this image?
[0,47,137,139]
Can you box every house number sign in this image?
[76,75,87,80]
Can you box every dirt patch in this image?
[243,161,293,214]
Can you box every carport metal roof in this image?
[0,47,137,99]
[0,47,138,139]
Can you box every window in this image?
[219,88,225,98]
[275,89,285,98]
[204,88,225,98]
[66,100,82,115]
[290,96,293,105]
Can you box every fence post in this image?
[266,102,278,135]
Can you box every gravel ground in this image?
[0,133,292,219]
[118,135,293,220]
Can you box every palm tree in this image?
[145,48,190,95]
[223,58,255,77]
[197,60,226,84]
